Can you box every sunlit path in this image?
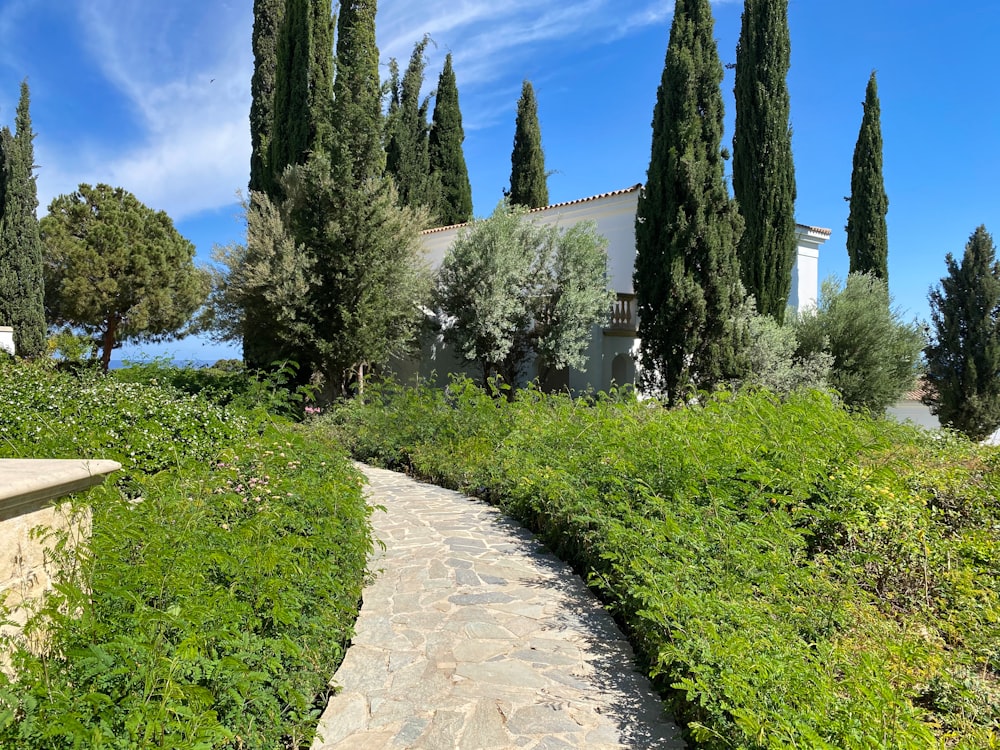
[312,464,684,750]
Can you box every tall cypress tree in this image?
[846,71,889,281]
[0,82,46,357]
[508,80,548,208]
[633,0,746,402]
[269,0,312,187]
[385,37,436,213]
[924,226,1000,439]
[249,0,284,196]
[732,0,796,322]
[247,0,303,369]
[330,0,384,188]
[309,0,335,159]
[429,53,473,226]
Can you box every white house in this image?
[407,184,830,393]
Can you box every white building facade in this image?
[412,185,830,393]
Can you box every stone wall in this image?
[1,500,91,664]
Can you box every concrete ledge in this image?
[0,459,121,522]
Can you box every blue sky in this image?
[1,0,998,362]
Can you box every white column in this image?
[0,327,14,356]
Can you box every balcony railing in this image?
[605,293,637,335]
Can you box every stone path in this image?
[311,465,685,750]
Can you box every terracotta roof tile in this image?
[900,376,934,401]
[796,224,833,237]
[420,184,833,237]
[420,185,642,235]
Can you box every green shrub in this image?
[0,360,371,749]
[792,273,925,412]
[324,379,1000,748]
[113,357,311,418]
[731,298,833,395]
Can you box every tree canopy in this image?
[249,0,284,196]
[268,0,312,188]
[41,184,208,371]
[429,53,473,226]
[0,81,46,357]
[793,272,923,412]
[634,0,746,402]
[330,0,383,188]
[733,0,797,322]
[385,37,438,215]
[308,0,335,159]
[924,225,1000,439]
[434,201,612,387]
[203,191,316,373]
[846,72,889,281]
[508,80,548,209]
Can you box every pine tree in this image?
[429,53,473,226]
[634,0,746,402]
[846,71,889,281]
[249,0,284,196]
[0,82,46,357]
[42,184,208,372]
[924,226,1000,439]
[508,80,548,208]
[330,0,384,188]
[269,0,312,187]
[385,37,437,213]
[732,0,796,322]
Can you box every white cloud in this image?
[25,0,721,221]
[375,0,734,131]
[34,1,252,220]
[378,0,671,88]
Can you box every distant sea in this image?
[108,359,223,370]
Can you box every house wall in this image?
[411,187,830,394]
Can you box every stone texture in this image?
[311,465,685,749]
[0,502,91,642]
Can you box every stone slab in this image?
[311,465,685,750]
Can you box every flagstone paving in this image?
[311,464,685,750]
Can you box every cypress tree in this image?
[0,82,46,357]
[385,37,436,212]
[924,226,1000,439]
[269,0,312,186]
[633,0,746,402]
[732,0,796,322]
[309,0,335,159]
[330,0,384,188]
[846,71,889,281]
[508,80,548,209]
[249,0,284,196]
[429,53,473,226]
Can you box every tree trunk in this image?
[100,317,118,373]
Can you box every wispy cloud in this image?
[9,0,723,221]
[379,0,673,89]
[33,1,252,219]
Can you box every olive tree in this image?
[792,272,923,411]
[433,201,613,387]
